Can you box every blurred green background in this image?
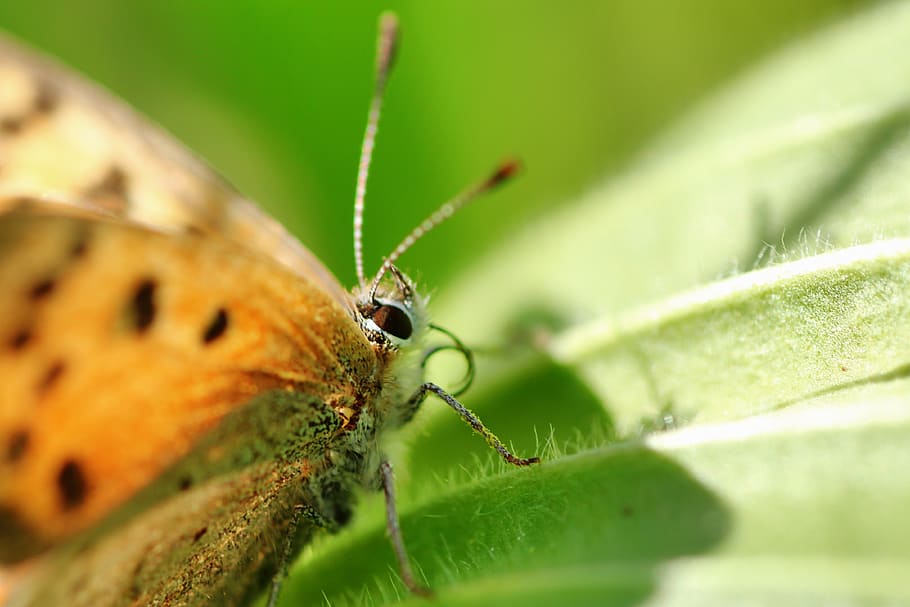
[0,0,867,305]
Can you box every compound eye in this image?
[372,303,413,340]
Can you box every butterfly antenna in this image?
[368,159,521,302]
[355,12,400,288]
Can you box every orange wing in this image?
[0,32,348,307]
[0,203,376,562]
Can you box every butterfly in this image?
[0,13,537,607]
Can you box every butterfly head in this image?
[348,11,517,366]
[349,153,517,352]
[353,265,428,350]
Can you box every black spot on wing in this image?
[71,234,89,259]
[6,429,29,463]
[201,308,229,344]
[0,81,59,138]
[84,165,129,213]
[38,359,66,393]
[29,277,56,300]
[33,82,59,115]
[129,279,157,334]
[8,327,32,350]
[57,458,88,511]
[0,116,24,135]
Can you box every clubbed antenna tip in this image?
[368,157,523,302]
[376,12,400,80]
[487,158,522,190]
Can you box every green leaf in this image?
[552,239,910,433]
[281,388,910,606]
[436,1,910,343]
[278,3,910,606]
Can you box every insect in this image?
[0,12,538,607]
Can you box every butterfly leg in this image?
[379,459,432,597]
[407,383,540,466]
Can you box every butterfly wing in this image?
[10,388,341,607]
[0,204,377,563]
[0,33,388,606]
[0,33,348,306]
